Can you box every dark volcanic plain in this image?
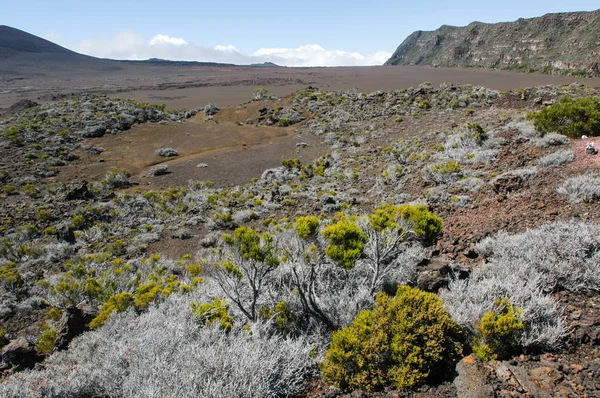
[3,63,600,110]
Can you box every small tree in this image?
[208,226,280,322]
[529,96,600,138]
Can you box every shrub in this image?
[0,328,8,347]
[322,286,463,392]
[0,262,24,292]
[35,324,58,355]
[0,294,315,398]
[529,96,600,138]
[102,168,132,189]
[294,215,320,239]
[423,160,462,185]
[322,215,368,270]
[90,292,134,329]
[203,103,219,116]
[281,158,302,170]
[537,149,574,169]
[441,221,600,350]
[209,227,280,321]
[147,165,169,177]
[398,204,443,242]
[191,298,233,331]
[533,132,569,147]
[475,221,600,293]
[472,298,524,361]
[557,174,600,203]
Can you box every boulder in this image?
[55,305,96,350]
[1,338,41,370]
[454,355,495,398]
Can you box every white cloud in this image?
[149,34,187,46]
[253,44,391,67]
[214,44,240,53]
[57,31,391,67]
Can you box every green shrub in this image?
[228,227,279,266]
[45,307,63,321]
[0,328,8,347]
[69,215,87,230]
[281,158,302,170]
[322,286,463,392]
[102,168,132,188]
[36,209,54,223]
[22,183,41,198]
[90,292,134,329]
[191,298,233,331]
[472,298,524,361]
[108,240,127,256]
[0,262,24,291]
[429,160,461,175]
[398,204,443,242]
[36,324,58,354]
[3,185,16,195]
[134,282,164,309]
[322,215,368,269]
[529,96,600,138]
[294,216,320,239]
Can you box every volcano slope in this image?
[0,83,600,397]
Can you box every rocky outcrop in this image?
[385,10,600,77]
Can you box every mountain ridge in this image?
[385,10,600,77]
[0,25,270,76]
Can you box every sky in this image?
[3,1,599,67]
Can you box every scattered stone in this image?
[204,103,220,116]
[585,142,598,155]
[87,146,105,154]
[81,125,106,138]
[155,148,178,157]
[492,174,523,195]
[55,222,76,243]
[147,165,169,177]
[454,355,495,398]
[197,163,208,168]
[65,181,92,201]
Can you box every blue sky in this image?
[3,1,599,66]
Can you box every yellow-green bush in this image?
[90,292,134,329]
[227,226,279,266]
[529,96,600,138]
[322,286,463,392]
[191,298,233,331]
[295,216,320,239]
[0,328,8,347]
[322,215,367,270]
[36,324,58,354]
[398,204,443,242]
[0,262,24,291]
[472,298,524,361]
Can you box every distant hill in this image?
[385,10,600,77]
[0,25,126,76]
[0,25,84,57]
[0,26,266,77]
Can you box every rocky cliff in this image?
[385,10,600,76]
